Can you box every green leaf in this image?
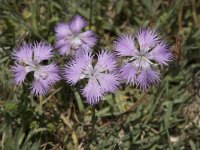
[189,140,197,150]
[115,0,123,14]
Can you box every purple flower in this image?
[114,28,172,90]
[64,51,120,104]
[11,42,60,96]
[55,15,97,56]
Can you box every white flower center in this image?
[21,55,49,80]
[125,50,157,70]
[24,62,48,80]
[68,34,82,49]
[80,63,106,82]
[34,67,48,80]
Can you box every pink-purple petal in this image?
[137,69,160,90]
[30,79,49,96]
[82,78,103,105]
[12,44,33,63]
[55,23,71,38]
[95,50,117,71]
[42,63,61,83]
[57,43,71,56]
[32,42,54,63]
[10,64,28,85]
[97,73,120,93]
[79,30,97,47]
[69,15,88,33]
[149,42,173,65]
[137,29,159,49]
[120,63,137,85]
[114,35,136,56]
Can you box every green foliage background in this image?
[0,0,200,149]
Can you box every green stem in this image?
[89,0,94,29]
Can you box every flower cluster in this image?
[11,42,60,96]
[114,29,172,90]
[11,15,172,104]
[55,15,97,56]
[64,51,120,104]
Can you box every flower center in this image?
[34,67,48,80]
[68,34,82,49]
[80,63,106,82]
[24,63,48,80]
[125,50,156,71]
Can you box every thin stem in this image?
[37,95,43,114]
[89,0,94,29]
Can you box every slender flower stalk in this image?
[114,28,172,90]
[11,42,60,96]
[63,50,120,104]
[55,15,97,56]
